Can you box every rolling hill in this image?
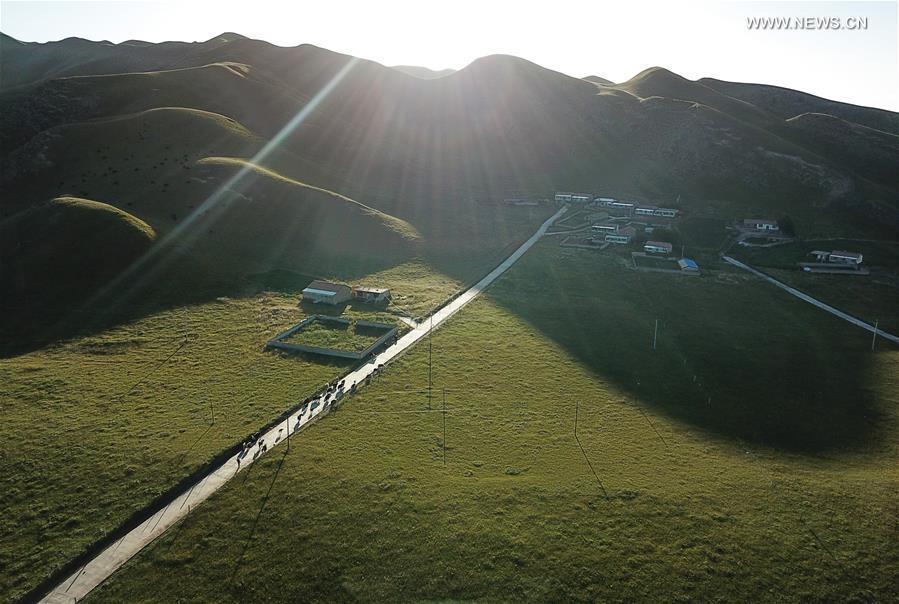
[0,196,155,311]
[1,31,897,348]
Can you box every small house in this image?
[302,280,352,305]
[809,250,830,262]
[605,226,636,244]
[644,241,673,255]
[743,218,779,231]
[828,251,863,265]
[352,286,392,304]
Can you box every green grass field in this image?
[87,242,899,602]
[282,318,392,352]
[633,254,680,270]
[729,239,899,335]
[0,254,488,602]
[731,239,899,271]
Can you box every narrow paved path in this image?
[722,255,899,345]
[40,206,567,603]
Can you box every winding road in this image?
[40,205,567,603]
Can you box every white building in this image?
[555,192,591,204]
[605,226,636,244]
[828,251,863,265]
[644,241,673,255]
[302,280,353,305]
[743,218,779,231]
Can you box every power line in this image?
[114,336,192,403]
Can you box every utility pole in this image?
[428,314,433,410]
[652,319,659,351]
[210,398,215,425]
[575,400,579,436]
[871,319,879,351]
[442,388,447,467]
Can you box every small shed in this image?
[828,251,863,265]
[353,286,392,304]
[678,258,700,272]
[302,280,352,305]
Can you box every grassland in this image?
[730,239,899,271]
[0,245,538,602]
[633,254,680,270]
[729,239,899,334]
[282,318,391,352]
[88,242,898,602]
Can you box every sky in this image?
[2,0,897,110]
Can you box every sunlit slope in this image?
[0,196,155,307]
[192,156,422,269]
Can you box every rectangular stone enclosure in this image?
[266,314,398,360]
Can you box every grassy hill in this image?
[0,196,155,322]
[3,34,897,241]
[0,106,432,353]
[700,76,899,135]
[781,112,899,186]
[614,66,776,127]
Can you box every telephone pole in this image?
[575,400,579,436]
[871,319,879,351]
[428,314,433,409]
[652,319,659,350]
[442,388,447,466]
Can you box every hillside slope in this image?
[700,76,899,135]
[3,34,897,240]
[0,196,155,310]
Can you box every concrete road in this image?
[722,255,898,345]
[40,205,567,603]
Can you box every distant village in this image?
[546,191,700,275]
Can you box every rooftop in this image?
[304,280,350,293]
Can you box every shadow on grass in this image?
[0,251,401,358]
[484,243,892,454]
[229,448,289,583]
